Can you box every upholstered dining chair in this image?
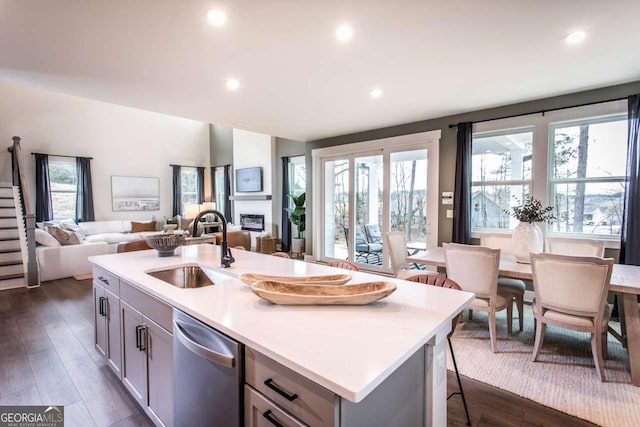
[215,230,251,251]
[530,253,614,381]
[444,243,512,353]
[116,239,151,253]
[385,231,424,279]
[480,233,526,332]
[545,236,605,257]
[326,260,359,271]
[406,273,471,426]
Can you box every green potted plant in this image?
[285,192,306,255]
[505,195,555,263]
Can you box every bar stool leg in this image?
[448,337,471,426]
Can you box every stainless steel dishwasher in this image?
[173,309,243,426]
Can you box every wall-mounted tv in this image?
[235,167,263,193]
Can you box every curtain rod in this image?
[448,96,628,129]
[31,152,93,160]
[170,164,205,168]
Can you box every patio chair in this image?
[364,223,383,244]
[343,226,382,264]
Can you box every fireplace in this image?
[239,214,265,232]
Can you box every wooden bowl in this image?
[240,273,352,286]
[251,280,396,305]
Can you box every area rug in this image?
[449,305,640,426]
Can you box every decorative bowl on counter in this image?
[145,234,186,257]
[240,273,352,286]
[250,280,397,305]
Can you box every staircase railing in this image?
[8,136,38,287]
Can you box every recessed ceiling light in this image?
[335,24,353,42]
[207,9,227,27]
[565,30,587,45]
[370,88,383,98]
[226,78,240,90]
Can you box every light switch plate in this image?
[446,210,453,219]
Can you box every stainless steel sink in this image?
[148,265,215,289]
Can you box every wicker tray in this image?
[251,281,397,305]
[240,273,352,286]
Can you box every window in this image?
[288,156,306,197]
[48,157,77,220]
[180,167,198,215]
[470,100,628,242]
[213,167,226,215]
[548,116,627,236]
[471,130,532,230]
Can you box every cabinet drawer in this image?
[245,348,337,427]
[245,385,305,427]
[93,266,120,295]
[120,279,172,333]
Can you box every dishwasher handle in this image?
[174,320,235,368]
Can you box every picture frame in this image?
[111,176,160,211]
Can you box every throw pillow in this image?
[131,221,156,232]
[35,228,62,247]
[46,225,82,246]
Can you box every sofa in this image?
[36,219,161,283]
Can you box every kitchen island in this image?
[90,244,473,426]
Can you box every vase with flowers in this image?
[505,196,555,263]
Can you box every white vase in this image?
[511,222,543,264]
[291,238,305,257]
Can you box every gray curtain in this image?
[172,165,182,217]
[196,167,205,204]
[75,157,94,222]
[223,164,232,222]
[620,94,640,265]
[210,167,216,205]
[281,157,291,252]
[452,122,472,243]
[35,154,53,222]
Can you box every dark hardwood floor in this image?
[1,278,595,427]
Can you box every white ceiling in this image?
[1,0,639,142]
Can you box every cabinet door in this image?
[93,283,107,358]
[104,287,122,378]
[145,317,173,427]
[245,386,305,427]
[121,301,146,407]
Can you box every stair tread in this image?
[0,260,23,267]
[0,273,25,280]
[0,237,20,242]
[0,249,22,254]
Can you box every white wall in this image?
[232,129,275,240]
[0,81,210,221]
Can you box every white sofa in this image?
[36,220,160,283]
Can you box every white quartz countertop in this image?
[90,245,473,403]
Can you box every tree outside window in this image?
[49,158,77,220]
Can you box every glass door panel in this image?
[389,149,429,262]
[323,159,349,260]
[354,154,383,267]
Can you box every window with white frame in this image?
[180,167,198,215]
[471,129,533,230]
[48,157,77,220]
[548,115,627,236]
[289,155,306,197]
[470,100,628,242]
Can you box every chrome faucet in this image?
[192,209,234,268]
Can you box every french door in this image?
[315,136,438,273]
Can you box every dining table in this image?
[407,247,640,386]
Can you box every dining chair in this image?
[215,230,252,251]
[444,243,512,353]
[116,239,152,253]
[480,233,526,332]
[530,253,614,381]
[406,273,471,425]
[326,260,359,271]
[385,231,424,279]
[545,236,605,257]
[271,251,290,258]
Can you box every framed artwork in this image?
[111,176,160,211]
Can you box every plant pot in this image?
[291,238,305,256]
[511,222,543,264]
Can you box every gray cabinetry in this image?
[93,273,121,378]
[120,281,174,427]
